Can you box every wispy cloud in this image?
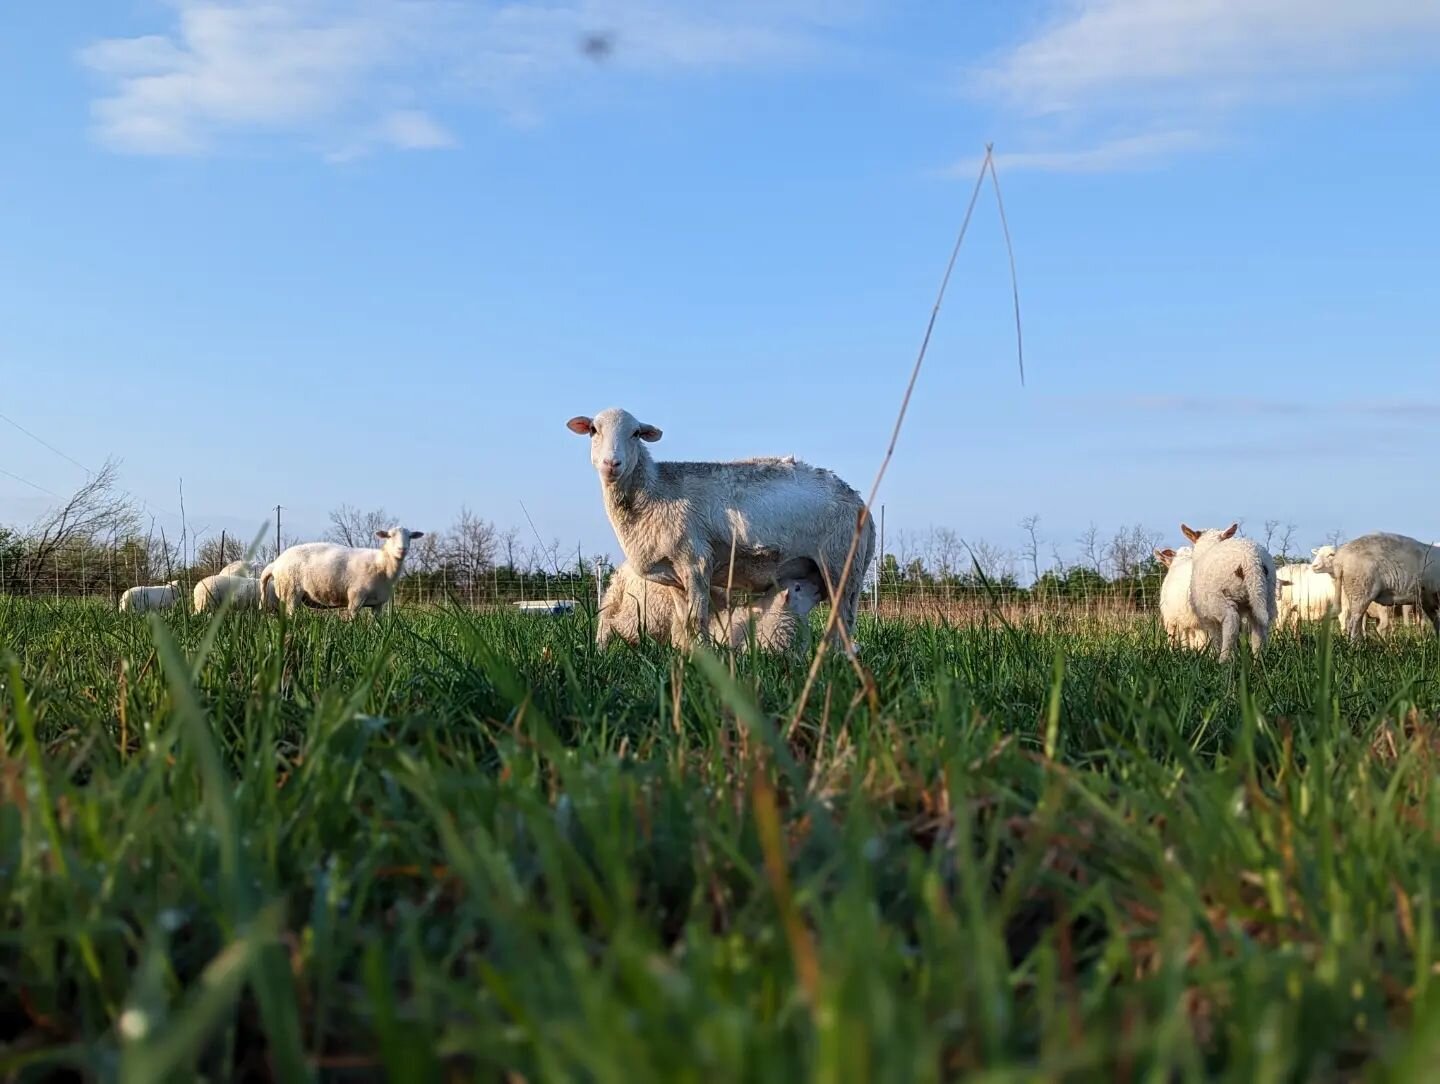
[943,129,1209,176]
[1053,393,1440,418]
[80,0,859,158]
[965,0,1440,172]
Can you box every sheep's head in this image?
[781,577,825,618]
[376,526,425,560]
[1310,545,1338,574]
[1180,522,1238,551]
[567,408,662,486]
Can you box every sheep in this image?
[567,408,874,650]
[260,527,424,618]
[597,559,823,653]
[118,581,182,613]
[1275,562,1337,628]
[1153,546,1207,649]
[1310,534,1440,640]
[193,573,262,613]
[218,559,257,577]
[1180,523,1277,661]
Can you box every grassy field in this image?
[2,597,1438,1082]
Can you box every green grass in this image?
[2,597,1438,1082]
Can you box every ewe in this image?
[118,582,182,613]
[1275,562,1337,628]
[193,573,261,613]
[261,527,424,618]
[1153,546,1207,649]
[1180,523,1277,661]
[1310,534,1440,640]
[568,408,873,649]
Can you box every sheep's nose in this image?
[602,458,620,472]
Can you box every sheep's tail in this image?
[1248,560,1274,626]
[259,566,274,611]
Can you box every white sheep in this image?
[1275,562,1337,628]
[1180,523,1277,661]
[260,527,424,618]
[118,581,182,613]
[1153,546,1207,649]
[1310,534,1440,640]
[217,559,257,577]
[568,408,874,649]
[193,573,262,613]
[597,560,822,653]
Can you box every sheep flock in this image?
[115,404,1438,662]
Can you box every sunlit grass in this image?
[2,597,1438,1080]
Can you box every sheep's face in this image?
[568,408,662,486]
[376,527,425,560]
[782,577,824,618]
[1310,545,1337,574]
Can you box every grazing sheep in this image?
[261,527,424,618]
[193,573,261,613]
[217,559,257,577]
[597,559,822,653]
[118,581,182,613]
[1180,523,1277,661]
[568,408,873,649]
[1310,534,1440,640]
[1153,547,1207,649]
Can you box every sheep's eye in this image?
[632,428,641,437]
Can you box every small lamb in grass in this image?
[1180,523,1276,661]
[1154,546,1207,649]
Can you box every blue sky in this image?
[3,1,1439,573]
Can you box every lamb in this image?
[597,559,822,653]
[193,573,262,613]
[1310,534,1440,640]
[1153,546,1207,649]
[260,527,424,618]
[568,408,874,649]
[1179,523,1277,661]
[118,581,182,613]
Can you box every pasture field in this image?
[2,598,1439,1082]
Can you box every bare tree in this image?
[930,527,964,595]
[195,533,246,573]
[325,504,393,547]
[966,538,1015,584]
[1274,522,1297,563]
[499,526,522,570]
[1077,523,1103,575]
[1106,524,1162,581]
[447,507,499,589]
[1019,514,1042,586]
[19,458,138,590]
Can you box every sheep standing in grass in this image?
[1310,534,1440,640]
[1180,523,1277,661]
[568,408,873,650]
[1275,562,1337,628]
[118,582,182,613]
[1154,547,1207,649]
[193,573,261,613]
[597,559,822,653]
[261,527,424,618]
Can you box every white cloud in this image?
[79,0,858,158]
[966,0,1440,172]
[945,129,1209,176]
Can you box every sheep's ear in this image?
[1311,547,1323,557]
[375,529,390,540]
[409,531,425,539]
[1220,523,1239,540]
[1180,524,1200,543]
[567,416,594,435]
[637,424,662,442]
[1277,577,1293,587]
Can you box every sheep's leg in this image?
[671,555,712,648]
[1342,595,1367,641]
[1218,610,1240,662]
[1249,615,1268,655]
[1423,592,1440,637]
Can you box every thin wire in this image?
[0,465,62,497]
[986,145,1026,387]
[0,409,94,474]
